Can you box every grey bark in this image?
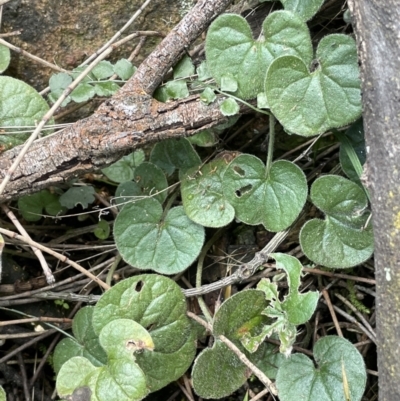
[348,1,400,399]
[0,0,234,201]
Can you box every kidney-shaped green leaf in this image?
[150,138,201,175]
[0,77,52,150]
[92,275,196,392]
[276,336,367,401]
[265,0,325,21]
[192,291,268,399]
[114,198,204,274]
[266,34,361,137]
[0,45,11,73]
[192,340,249,399]
[181,158,235,228]
[300,175,374,268]
[18,189,65,221]
[206,11,312,100]
[102,149,145,183]
[223,155,307,232]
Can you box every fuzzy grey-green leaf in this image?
[276,336,367,401]
[205,11,312,100]
[266,34,361,136]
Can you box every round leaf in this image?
[102,149,145,183]
[18,189,65,221]
[114,59,136,80]
[150,138,201,175]
[205,11,312,99]
[276,336,367,401]
[0,45,11,73]
[0,77,52,150]
[300,175,374,268]
[70,83,96,102]
[300,218,374,268]
[59,186,96,209]
[192,340,249,399]
[92,61,114,80]
[223,155,307,232]
[114,198,204,274]
[266,34,361,136]
[181,158,235,227]
[213,290,269,339]
[220,98,239,116]
[269,0,325,21]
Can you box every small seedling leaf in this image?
[276,336,367,401]
[220,98,239,116]
[200,87,217,105]
[94,81,120,96]
[0,386,5,401]
[165,80,189,99]
[70,83,96,103]
[173,54,195,79]
[188,130,217,147]
[59,186,96,209]
[114,59,136,80]
[49,72,72,92]
[92,61,114,80]
[94,219,110,240]
[102,149,145,183]
[18,189,65,221]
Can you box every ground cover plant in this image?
[0,0,378,400]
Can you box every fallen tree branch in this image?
[0,0,234,202]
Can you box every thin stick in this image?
[1,204,55,284]
[321,300,377,344]
[322,289,343,337]
[0,317,72,326]
[303,267,375,285]
[80,0,153,67]
[187,311,277,396]
[16,352,31,401]
[334,292,376,339]
[0,227,110,290]
[0,31,161,196]
[0,38,68,73]
[0,329,56,364]
[0,30,21,38]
